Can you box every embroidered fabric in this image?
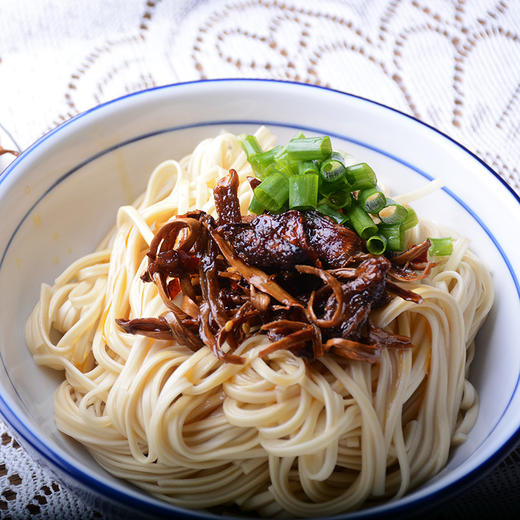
[1,0,519,518]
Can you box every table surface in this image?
[1,0,520,518]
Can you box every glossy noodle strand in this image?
[25,128,493,517]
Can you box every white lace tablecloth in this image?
[1,0,519,518]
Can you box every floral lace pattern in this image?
[1,0,519,518]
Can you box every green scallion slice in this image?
[289,174,319,210]
[402,207,419,230]
[428,237,453,257]
[253,172,289,212]
[379,224,405,251]
[366,235,387,255]
[298,160,319,176]
[287,136,332,161]
[358,188,386,214]
[273,157,295,177]
[320,157,346,183]
[319,176,349,196]
[248,194,265,215]
[240,135,262,159]
[270,202,290,215]
[316,200,349,224]
[348,203,378,240]
[249,145,284,179]
[327,189,352,210]
[379,204,408,225]
[345,163,377,190]
[330,151,346,163]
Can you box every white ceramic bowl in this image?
[0,79,519,519]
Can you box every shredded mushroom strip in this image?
[117,169,426,364]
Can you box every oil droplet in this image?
[52,232,59,241]
[16,258,21,268]
[24,185,31,194]
[53,256,59,264]
[32,214,41,227]
[66,247,72,254]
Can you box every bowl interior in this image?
[0,80,519,518]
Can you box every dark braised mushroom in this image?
[219,210,317,270]
[304,210,362,268]
[117,169,427,365]
[214,169,242,225]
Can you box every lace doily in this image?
[1,0,519,518]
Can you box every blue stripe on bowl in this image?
[0,79,519,519]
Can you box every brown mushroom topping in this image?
[117,169,428,365]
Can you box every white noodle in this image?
[25,128,493,516]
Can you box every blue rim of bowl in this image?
[0,78,519,519]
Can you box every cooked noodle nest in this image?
[26,127,493,517]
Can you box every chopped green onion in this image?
[341,215,352,228]
[366,235,387,255]
[320,157,346,183]
[240,135,262,159]
[379,204,408,225]
[358,188,386,214]
[248,194,265,215]
[348,203,378,240]
[402,207,418,230]
[379,224,405,251]
[345,163,377,190]
[266,148,299,176]
[298,160,319,176]
[270,202,289,215]
[330,151,346,164]
[287,136,332,161]
[326,151,346,169]
[327,189,352,210]
[428,237,453,257]
[316,200,349,224]
[273,147,288,163]
[288,160,300,175]
[249,145,284,178]
[273,157,295,177]
[289,174,319,210]
[243,135,427,254]
[319,176,349,196]
[253,172,289,212]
